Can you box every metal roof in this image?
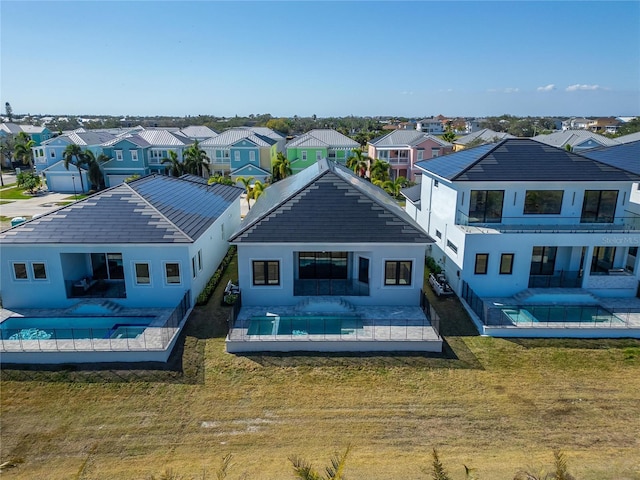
[286,129,359,149]
[230,159,431,244]
[416,138,640,182]
[616,131,640,144]
[66,131,117,146]
[454,128,515,145]
[580,141,640,175]
[200,128,275,147]
[137,130,193,147]
[180,125,219,138]
[369,129,451,147]
[533,130,619,148]
[101,134,151,148]
[0,175,243,244]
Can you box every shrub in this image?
[196,246,237,305]
[425,256,442,275]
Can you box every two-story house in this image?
[136,129,193,173]
[286,129,359,174]
[367,130,453,181]
[408,139,640,336]
[100,135,153,187]
[533,130,619,152]
[34,130,117,175]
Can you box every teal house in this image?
[285,129,359,174]
[101,135,152,187]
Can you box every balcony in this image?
[456,210,640,234]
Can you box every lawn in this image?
[1,260,639,479]
[0,186,34,200]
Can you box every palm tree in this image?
[182,140,210,177]
[369,158,390,182]
[236,176,255,211]
[63,143,87,192]
[162,150,184,177]
[289,445,351,480]
[207,173,234,186]
[13,132,36,171]
[346,148,369,178]
[382,176,407,199]
[249,179,266,203]
[83,150,110,190]
[272,152,292,182]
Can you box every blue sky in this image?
[1,1,638,117]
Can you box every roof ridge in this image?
[126,177,195,242]
[451,140,506,180]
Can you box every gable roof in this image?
[286,129,359,149]
[230,159,431,244]
[369,130,451,147]
[42,160,88,173]
[101,134,151,148]
[232,164,271,177]
[533,130,619,149]
[401,184,422,203]
[616,131,640,144]
[579,140,640,175]
[66,131,117,146]
[0,175,243,244]
[137,129,193,147]
[454,128,515,146]
[415,138,640,182]
[200,128,276,147]
[179,125,219,139]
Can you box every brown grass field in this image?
[1,259,639,479]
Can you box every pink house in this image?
[368,130,453,181]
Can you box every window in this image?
[591,246,616,274]
[385,260,412,286]
[13,263,28,280]
[316,150,322,161]
[131,150,138,161]
[358,257,369,284]
[192,256,197,278]
[434,179,439,188]
[234,151,240,161]
[135,263,150,285]
[417,150,424,161]
[50,151,56,158]
[431,147,440,158]
[299,252,347,279]
[500,254,514,274]
[115,150,123,161]
[435,229,442,239]
[197,250,203,271]
[625,246,637,273]
[447,240,458,254]
[581,190,618,223]
[32,262,47,280]
[249,151,255,162]
[530,247,556,275]
[302,151,308,161]
[165,263,181,284]
[524,190,564,214]
[475,254,489,274]
[469,190,504,223]
[253,260,280,285]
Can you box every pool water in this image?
[502,306,623,325]
[0,316,154,340]
[247,316,357,336]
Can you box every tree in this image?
[82,150,110,190]
[13,132,35,170]
[236,175,255,211]
[162,150,184,177]
[5,102,13,122]
[289,445,351,480]
[369,159,390,182]
[382,176,407,199]
[266,118,292,135]
[182,140,210,177]
[442,123,457,143]
[63,143,87,192]
[249,179,266,203]
[16,171,42,194]
[346,148,369,178]
[272,152,292,182]
[208,173,234,186]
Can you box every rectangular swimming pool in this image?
[502,306,623,325]
[0,316,155,340]
[247,316,358,336]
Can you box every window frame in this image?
[524,190,564,215]
[115,150,123,161]
[134,262,151,285]
[474,253,489,275]
[384,260,413,286]
[469,190,504,223]
[12,262,29,280]
[131,149,139,161]
[31,262,47,280]
[164,262,181,285]
[252,260,280,286]
[500,253,515,275]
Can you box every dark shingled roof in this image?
[230,159,432,244]
[415,138,640,182]
[579,141,640,175]
[0,175,243,244]
[401,184,421,203]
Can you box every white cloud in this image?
[537,84,556,92]
[566,84,606,92]
[503,87,519,94]
[487,87,519,93]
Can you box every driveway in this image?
[0,191,74,229]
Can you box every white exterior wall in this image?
[235,243,427,307]
[414,172,640,298]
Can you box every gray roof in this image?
[0,175,243,244]
[286,129,359,149]
[137,130,193,147]
[230,159,432,244]
[66,131,117,146]
[369,130,451,147]
[180,125,219,138]
[533,130,619,149]
[401,184,422,203]
[0,122,23,134]
[616,131,640,144]
[415,138,640,182]
[579,141,640,175]
[200,128,275,147]
[101,134,151,148]
[454,128,515,146]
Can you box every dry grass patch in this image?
[2,259,640,479]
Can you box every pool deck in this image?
[0,304,184,363]
[227,304,442,353]
[470,288,640,338]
